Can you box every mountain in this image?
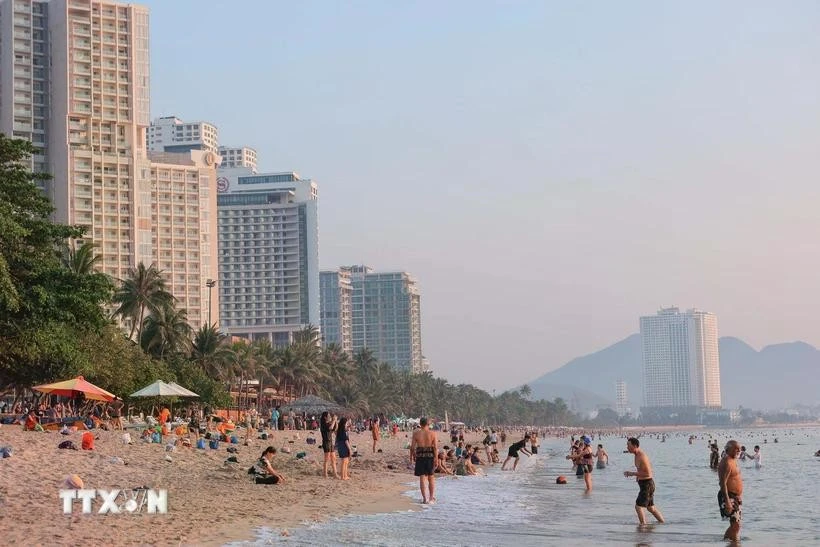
[526,335,820,410]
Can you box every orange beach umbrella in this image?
[33,375,116,402]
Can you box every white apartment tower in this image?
[218,145,256,172]
[615,380,628,417]
[147,115,218,154]
[216,168,319,345]
[640,307,722,409]
[0,0,218,329]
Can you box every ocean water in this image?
[235,428,820,546]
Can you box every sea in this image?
[231,427,820,546]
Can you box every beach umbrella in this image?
[281,394,344,415]
[33,376,115,402]
[167,382,199,398]
[130,380,196,398]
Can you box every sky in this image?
[143,1,820,392]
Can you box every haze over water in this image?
[238,427,820,546]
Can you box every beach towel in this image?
[81,431,94,450]
[58,440,78,450]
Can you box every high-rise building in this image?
[216,168,318,345]
[0,0,218,330]
[218,145,256,172]
[640,307,722,409]
[147,115,218,154]
[615,380,628,416]
[321,265,423,373]
[0,0,51,188]
[319,269,352,353]
[146,150,219,327]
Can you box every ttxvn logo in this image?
[59,488,168,514]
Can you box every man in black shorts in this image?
[410,417,438,504]
[501,434,531,471]
[624,437,665,525]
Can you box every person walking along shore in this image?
[410,417,437,504]
[624,437,665,525]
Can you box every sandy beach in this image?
[0,424,469,546]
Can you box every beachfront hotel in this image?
[0,0,218,329]
[216,166,319,346]
[640,307,722,410]
[147,115,218,154]
[320,266,426,373]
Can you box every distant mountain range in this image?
[525,334,820,411]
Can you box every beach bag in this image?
[230,435,238,444]
[81,431,94,450]
[196,439,206,449]
[1,446,12,458]
[58,440,78,450]
[122,433,133,445]
[209,439,219,450]
[151,432,161,443]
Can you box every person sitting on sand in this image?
[469,446,485,465]
[435,450,453,475]
[23,410,39,431]
[252,446,285,484]
[491,448,500,464]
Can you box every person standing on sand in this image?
[410,417,438,504]
[718,440,744,542]
[320,411,339,478]
[624,437,665,525]
[371,417,381,453]
[336,416,352,480]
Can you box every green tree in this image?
[112,262,175,341]
[140,300,192,360]
[190,324,234,380]
[0,136,112,388]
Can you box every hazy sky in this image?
[144,1,820,392]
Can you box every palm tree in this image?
[63,241,101,275]
[191,324,234,380]
[140,301,192,359]
[520,384,532,399]
[112,262,175,341]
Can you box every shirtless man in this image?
[624,437,665,525]
[718,440,743,542]
[410,417,438,504]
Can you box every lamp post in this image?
[206,279,217,326]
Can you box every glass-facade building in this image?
[321,265,425,373]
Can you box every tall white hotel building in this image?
[216,166,319,346]
[0,0,218,329]
[640,307,722,409]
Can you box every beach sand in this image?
[0,424,468,546]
